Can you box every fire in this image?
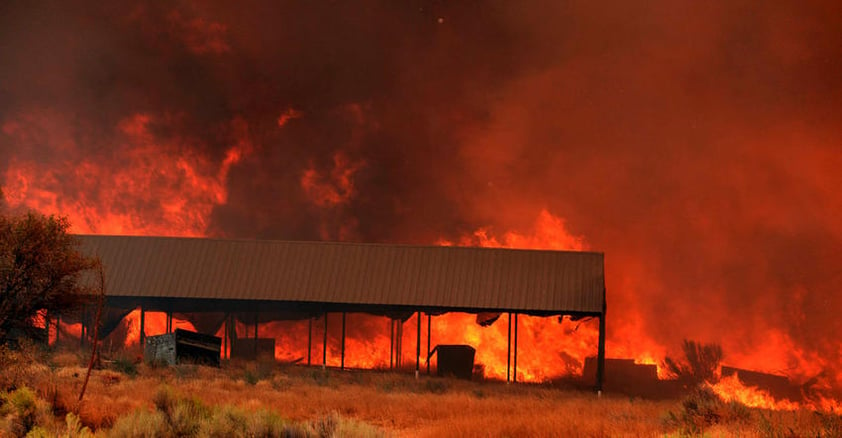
[429,209,600,381]
[300,151,365,208]
[118,309,197,348]
[2,111,252,236]
[711,374,800,411]
[277,108,303,127]
[437,209,587,251]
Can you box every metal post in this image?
[513,313,518,383]
[253,312,259,358]
[307,317,313,366]
[507,312,511,383]
[426,313,431,375]
[397,320,402,367]
[228,314,233,359]
[415,311,421,379]
[389,319,395,369]
[322,313,328,369]
[226,314,232,359]
[596,299,607,393]
[340,312,346,370]
[222,313,228,360]
[139,307,145,348]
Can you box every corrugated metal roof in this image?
[75,235,605,314]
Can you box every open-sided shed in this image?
[73,235,607,388]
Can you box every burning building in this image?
[3,0,842,402]
[70,234,607,387]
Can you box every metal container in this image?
[434,344,476,379]
[144,329,221,367]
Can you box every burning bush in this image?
[664,340,723,389]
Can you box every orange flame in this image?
[277,108,302,127]
[300,151,365,207]
[711,374,800,411]
[2,112,251,236]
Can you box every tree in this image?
[0,212,98,341]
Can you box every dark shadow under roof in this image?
[76,235,605,315]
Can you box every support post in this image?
[56,314,61,345]
[596,299,607,394]
[397,320,402,367]
[322,313,328,369]
[340,312,346,370]
[253,312,259,358]
[513,313,518,383]
[222,313,228,360]
[426,313,431,375]
[228,314,235,359]
[415,311,421,379]
[45,314,50,346]
[507,312,511,383]
[389,319,395,369]
[166,311,173,334]
[139,306,146,348]
[307,317,313,366]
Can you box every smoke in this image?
[2,1,842,379]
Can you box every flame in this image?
[300,151,365,207]
[711,374,800,411]
[119,309,197,348]
[2,112,251,236]
[277,108,303,127]
[431,210,599,380]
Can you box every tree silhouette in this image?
[0,212,98,341]
[664,339,723,388]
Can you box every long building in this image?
[73,234,607,388]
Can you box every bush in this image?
[114,392,309,438]
[0,386,49,437]
[817,411,842,437]
[111,357,138,377]
[108,408,168,438]
[202,405,250,437]
[421,379,448,394]
[312,412,384,438]
[0,342,43,391]
[663,340,723,389]
[312,411,338,438]
[248,409,298,437]
[664,387,725,435]
[332,415,385,438]
[157,389,212,437]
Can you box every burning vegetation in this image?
[2,0,842,420]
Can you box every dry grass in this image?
[2,347,841,437]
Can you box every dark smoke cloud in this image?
[2,1,842,377]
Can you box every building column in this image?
[426,313,431,375]
[596,299,607,394]
[322,313,328,369]
[513,313,518,383]
[307,317,313,366]
[415,311,421,379]
[507,312,512,383]
[139,306,145,348]
[340,312,346,370]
